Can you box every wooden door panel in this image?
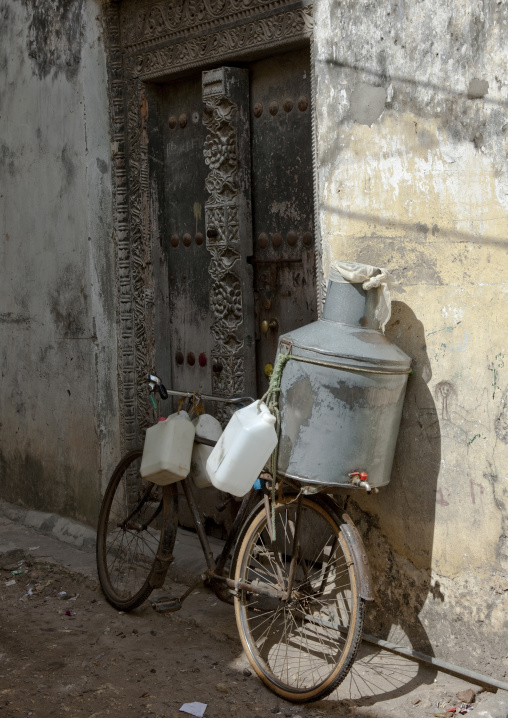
[161,74,212,395]
[249,49,317,393]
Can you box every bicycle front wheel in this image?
[234,496,364,703]
[96,449,176,611]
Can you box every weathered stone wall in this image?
[314,0,508,676]
[0,0,119,524]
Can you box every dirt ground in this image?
[0,514,504,718]
[0,554,297,718]
[0,501,508,718]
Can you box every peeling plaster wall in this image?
[314,0,508,676]
[0,0,119,524]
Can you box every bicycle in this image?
[96,374,373,703]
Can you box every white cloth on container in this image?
[330,261,399,332]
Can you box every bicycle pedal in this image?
[151,595,182,613]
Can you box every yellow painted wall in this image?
[315,0,508,674]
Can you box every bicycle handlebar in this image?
[148,374,255,407]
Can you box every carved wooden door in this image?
[156,47,316,405]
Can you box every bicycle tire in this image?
[234,495,365,703]
[96,449,176,611]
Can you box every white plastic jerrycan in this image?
[190,414,223,489]
[206,401,277,497]
[140,411,195,486]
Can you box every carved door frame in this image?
[101,0,323,449]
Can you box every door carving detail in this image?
[203,68,255,417]
[122,0,296,43]
[103,2,158,448]
[121,0,313,47]
[127,7,314,80]
[126,82,155,444]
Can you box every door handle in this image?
[261,318,279,334]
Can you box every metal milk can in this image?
[276,273,411,489]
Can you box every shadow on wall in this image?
[347,301,441,686]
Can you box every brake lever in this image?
[148,373,168,400]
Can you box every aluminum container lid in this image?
[279,319,412,372]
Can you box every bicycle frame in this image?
[98,376,376,703]
[180,478,288,601]
[182,478,265,587]
[146,380,373,603]
[148,466,376,607]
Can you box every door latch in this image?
[261,318,279,334]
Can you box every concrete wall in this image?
[314,0,508,676]
[0,0,119,524]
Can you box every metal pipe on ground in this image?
[361,631,508,693]
[310,615,508,693]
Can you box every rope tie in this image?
[258,353,292,542]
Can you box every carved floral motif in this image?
[203,72,246,404]
[121,0,293,48]
[210,274,243,326]
[204,130,236,172]
[128,7,313,80]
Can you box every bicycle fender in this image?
[340,513,374,602]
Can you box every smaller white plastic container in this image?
[140,411,195,486]
[206,401,277,498]
[190,414,223,489]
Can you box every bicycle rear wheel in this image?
[96,449,176,611]
[234,496,364,703]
